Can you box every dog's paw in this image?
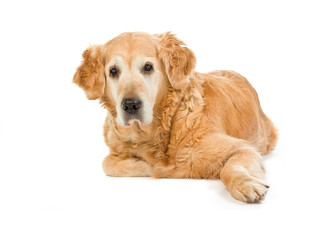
[230,179,269,203]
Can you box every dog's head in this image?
[73,32,196,127]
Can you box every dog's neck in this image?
[151,87,186,155]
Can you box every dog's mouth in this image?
[123,112,144,126]
[127,119,142,127]
[119,116,152,128]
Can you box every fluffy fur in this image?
[73,32,278,203]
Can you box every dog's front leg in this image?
[219,146,269,203]
[153,133,269,203]
[102,154,152,177]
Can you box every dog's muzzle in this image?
[121,97,143,125]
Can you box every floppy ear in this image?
[157,32,196,89]
[73,45,105,100]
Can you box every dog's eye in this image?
[110,67,118,77]
[143,63,153,73]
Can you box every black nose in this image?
[121,98,142,114]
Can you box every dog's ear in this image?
[156,32,196,89]
[73,45,105,100]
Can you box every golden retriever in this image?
[73,32,278,203]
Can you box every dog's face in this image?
[73,32,196,127]
[104,34,163,126]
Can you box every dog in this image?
[73,32,278,203]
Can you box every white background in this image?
[1,0,319,239]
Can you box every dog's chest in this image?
[166,87,205,157]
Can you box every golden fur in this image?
[73,32,278,203]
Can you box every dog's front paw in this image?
[103,157,153,177]
[230,179,269,203]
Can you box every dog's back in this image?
[202,70,278,155]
